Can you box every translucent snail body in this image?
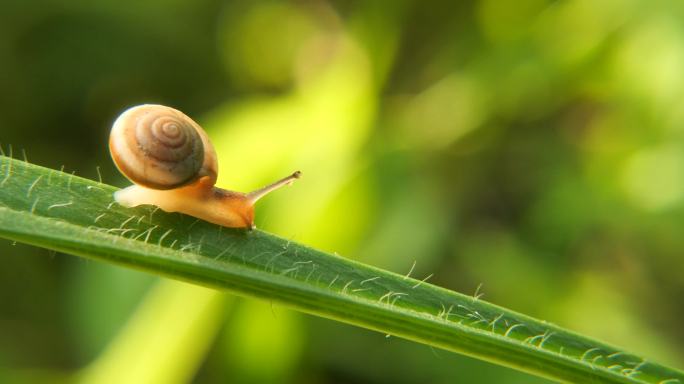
[109,104,300,229]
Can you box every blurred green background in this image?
[1,0,684,383]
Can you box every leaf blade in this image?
[1,155,682,384]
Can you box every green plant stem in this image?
[0,155,682,384]
[79,281,227,384]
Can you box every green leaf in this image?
[0,154,682,384]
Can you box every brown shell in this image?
[109,104,218,190]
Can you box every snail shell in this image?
[109,104,218,190]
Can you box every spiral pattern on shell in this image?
[109,104,210,189]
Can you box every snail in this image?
[109,104,300,229]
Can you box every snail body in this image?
[109,104,300,229]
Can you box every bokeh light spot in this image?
[621,145,684,211]
[219,2,320,89]
[477,0,546,42]
[392,74,486,149]
[612,17,684,106]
